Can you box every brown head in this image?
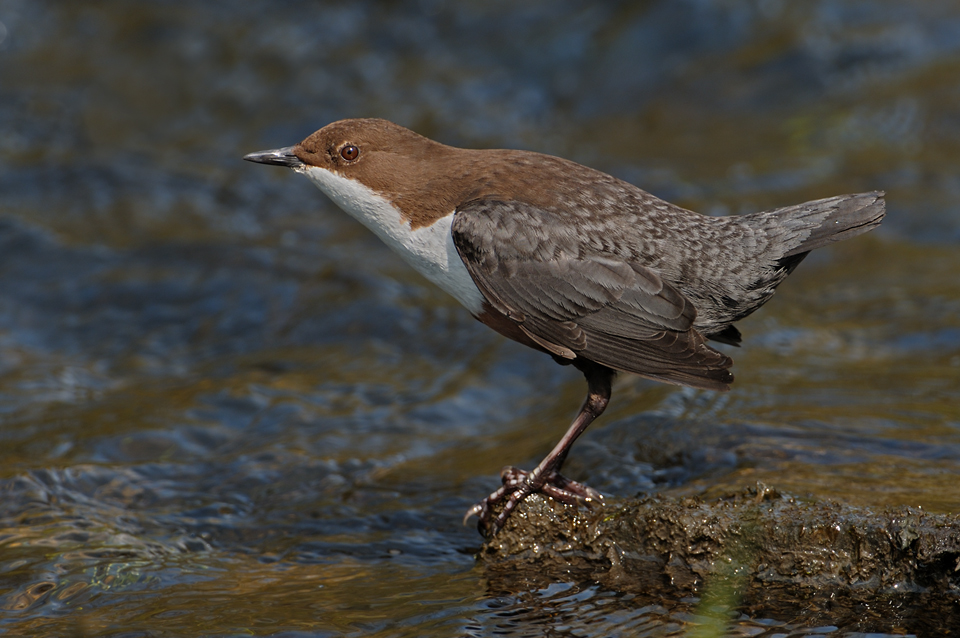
[247,119,480,228]
[243,118,619,229]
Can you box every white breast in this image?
[299,165,486,314]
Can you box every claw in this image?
[463,466,603,537]
[462,502,484,526]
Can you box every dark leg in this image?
[464,359,614,536]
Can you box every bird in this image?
[244,118,885,536]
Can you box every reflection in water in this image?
[1,0,959,635]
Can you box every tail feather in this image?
[698,191,885,335]
[776,191,886,257]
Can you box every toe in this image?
[462,502,484,526]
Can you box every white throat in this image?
[298,165,485,314]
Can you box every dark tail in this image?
[773,191,886,257]
[702,191,886,342]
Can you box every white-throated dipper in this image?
[244,118,885,536]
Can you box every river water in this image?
[1,1,959,636]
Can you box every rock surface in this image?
[479,486,960,600]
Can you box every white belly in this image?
[299,165,486,314]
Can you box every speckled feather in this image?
[450,187,883,390]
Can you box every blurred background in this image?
[1,1,959,635]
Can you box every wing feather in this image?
[451,199,733,390]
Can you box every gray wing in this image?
[451,199,734,391]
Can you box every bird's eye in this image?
[340,145,359,161]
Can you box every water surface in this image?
[1,1,959,635]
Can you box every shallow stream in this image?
[2,2,959,635]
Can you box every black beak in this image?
[243,146,304,167]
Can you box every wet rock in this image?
[479,486,960,596]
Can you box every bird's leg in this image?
[464,360,614,537]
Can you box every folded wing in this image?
[451,199,734,391]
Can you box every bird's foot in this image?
[463,466,603,537]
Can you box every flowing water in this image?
[1,1,959,635]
